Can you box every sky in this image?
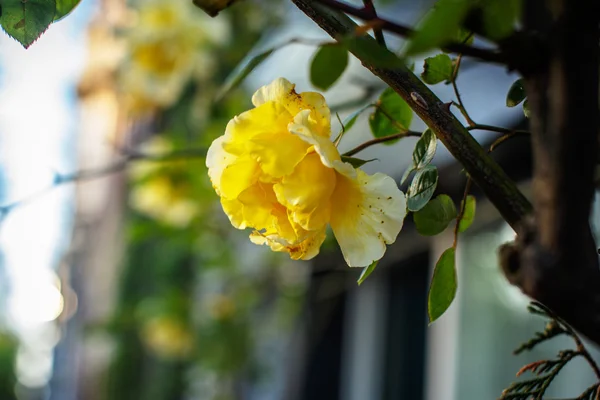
[0,0,94,389]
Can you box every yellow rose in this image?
[206,78,407,268]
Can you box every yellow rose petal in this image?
[330,170,406,268]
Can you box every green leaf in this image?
[341,104,372,134]
[0,0,56,48]
[406,0,471,55]
[523,99,530,118]
[506,78,526,107]
[357,261,378,285]
[341,156,377,168]
[413,129,437,169]
[400,165,414,185]
[414,194,457,236]
[216,48,275,101]
[310,44,349,90]
[428,247,457,323]
[54,0,81,21]
[421,54,454,85]
[342,35,404,69]
[369,88,413,143]
[481,0,520,40]
[407,166,438,212]
[458,195,476,232]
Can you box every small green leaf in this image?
[413,129,437,169]
[342,35,404,69]
[54,0,81,21]
[407,166,438,212]
[400,165,414,185]
[369,88,413,143]
[341,104,372,134]
[458,195,476,232]
[1,0,56,48]
[506,78,526,107]
[414,194,457,236]
[406,0,471,55]
[523,99,530,118]
[421,54,454,85]
[310,44,349,90]
[428,247,457,323]
[341,156,377,168]
[357,261,378,285]
[216,48,275,101]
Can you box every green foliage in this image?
[479,0,521,40]
[310,44,348,90]
[523,99,530,118]
[341,156,377,168]
[506,79,526,107]
[401,128,437,184]
[357,260,378,285]
[406,0,471,55]
[339,104,372,136]
[369,87,413,142]
[428,247,456,323]
[407,165,438,212]
[54,0,80,21]
[421,54,454,85]
[0,0,56,48]
[458,195,476,232]
[414,194,457,236]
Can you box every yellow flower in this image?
[206,78,407,268]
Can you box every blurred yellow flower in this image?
[206,78,407,268]
[130,137,200,227]
[141,315,193,360]
[120,0,224,113]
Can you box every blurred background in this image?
[0,0,597,399]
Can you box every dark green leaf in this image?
[523,99,530,118]
[357,261,378,285]
[413,129,437,169]
[506,78,526,107]
[407,166,438,212]
[406,0,471,55]
[54,0,80,21]
[216,48,275,101]
[481,0,520,40]
[421,54,454,85]
[342,34,404,69]
[428,247,457,323]
[341,156,377,168]
[414,194,457,236]
[369,88,413,143]
[458,195,476,232]
[1,0,56,48]
[310,44,348,90]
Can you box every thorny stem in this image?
[313,0,506,64]
[342,131,421,157]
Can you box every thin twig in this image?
[0,148,207,215]
[313,0,506,64]
[468,124,531,136]
[342,131,421,157]
[453,177,472,248]
[451,55,476,127]
[361,0,386,48]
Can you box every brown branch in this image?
[361,0,386,48]
[313,0,506,64]
[342,131,421,157]
[292,0,532,230]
